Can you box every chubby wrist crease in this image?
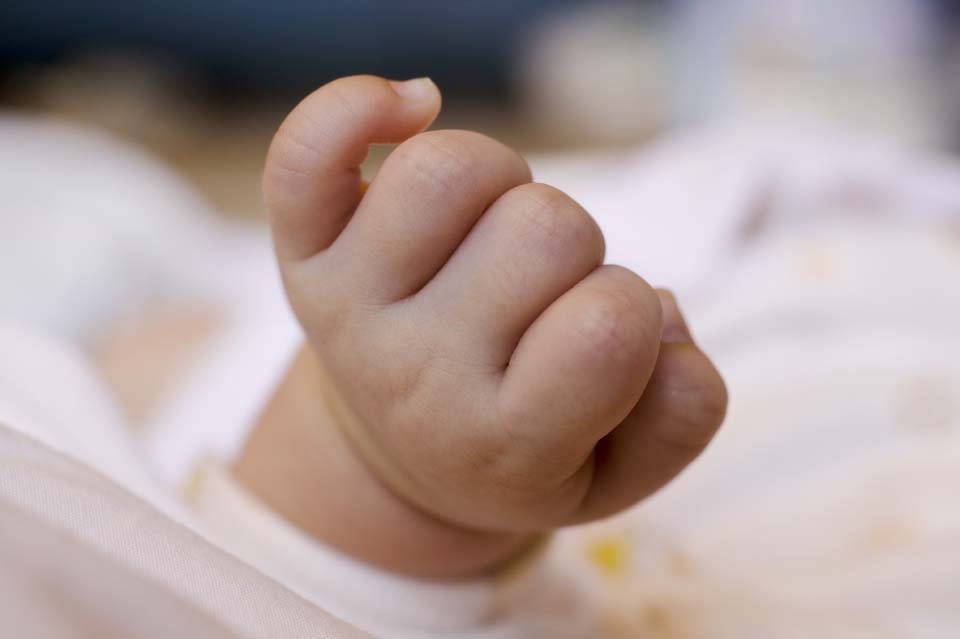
[232,345,538,579]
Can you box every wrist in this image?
[232,344,534,578]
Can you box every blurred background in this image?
[3,0,960,217]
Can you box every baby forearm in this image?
[232,345,533,578]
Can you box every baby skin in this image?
[233,76,728,578]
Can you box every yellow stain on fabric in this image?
[181,460,210,501]
[585,533,631,577]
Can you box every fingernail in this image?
[658,289,693,343]
[389,77,436,101]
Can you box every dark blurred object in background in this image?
[0,1,605,99]
[0,1,661,215]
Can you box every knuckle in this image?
[574,268,662,359]
[322,81,364,122]
[393,131,482,196]
[507,183,604,261]
[265,81,389,192]
[278,80,376,162]
[319,75,394,126]
[264,119,325,194]
[574,286,645,359]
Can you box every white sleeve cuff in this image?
[186,461,527,638]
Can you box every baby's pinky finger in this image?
[570,340,728,524]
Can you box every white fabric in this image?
[0,326,365,637]
[190,463,523,638]
[0,114,222,342]
[0,319,185,519]
[0,421,365,638]
[0,495,236,639]
[139,225,302,483]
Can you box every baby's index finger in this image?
[263,75,441,261]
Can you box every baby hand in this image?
[246,76,727,575]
